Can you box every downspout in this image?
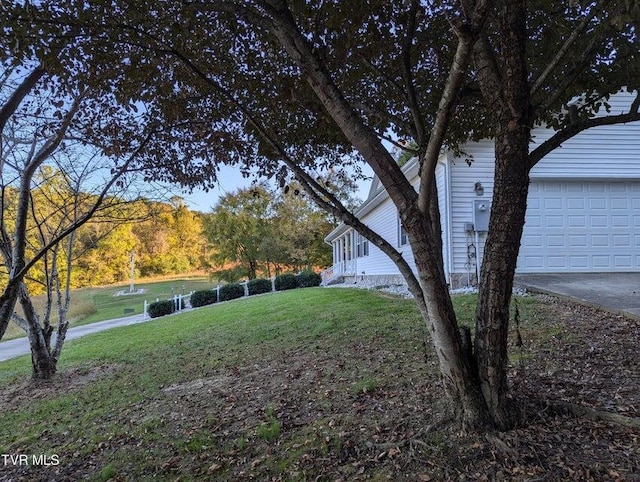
[443,154,454,283]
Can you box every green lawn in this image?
[2,288,635,481]
[2,276,215,341]
[0,288,537,481]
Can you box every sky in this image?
[178,164,255,212]
[178,163,374,212]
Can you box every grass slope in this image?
[1,288,638,481]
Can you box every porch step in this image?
[324,276,344,286]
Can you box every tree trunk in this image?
[0,285,20,340]
[18,284,56,379]
[405,207,490,430]
[474,0,532,430]
[248,260,257,280]
[474,133,529,429]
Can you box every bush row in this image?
[147,298,185,318]
[147,271,323,318]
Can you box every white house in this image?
[325,89,640,288]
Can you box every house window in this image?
[398,218,408,246]
[356,234,369,257]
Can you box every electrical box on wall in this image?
[472,199,490,232]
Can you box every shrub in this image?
[219,283,245,302]
[147,300,175,318]
[190,289,218,307]
[248,278,272,296]
[296,270,322,288]
[274,273,298,291]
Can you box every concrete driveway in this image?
[515,272,640,319]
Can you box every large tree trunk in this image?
[405,207,490,430]
[474,0,532,430]
[474,134,530,429]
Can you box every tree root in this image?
[548,401,640,429]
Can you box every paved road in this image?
[0,313,148,362]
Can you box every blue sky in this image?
[179,164,255,212]
[180,163,373,212]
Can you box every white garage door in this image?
[517,181,640,272]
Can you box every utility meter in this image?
[472,199,490,232]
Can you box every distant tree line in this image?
[0,183,207,295]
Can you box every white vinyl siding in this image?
[352,196,416,276]
[448,140,495,275]
[530,90,640,180]
[436,160,451,280]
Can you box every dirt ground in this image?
[2,293,639,481]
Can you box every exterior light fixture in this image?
[474,181,484,196]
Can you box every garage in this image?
[517,181,640,272]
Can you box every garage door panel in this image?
[569,235,587,246]
[568,215,586,227]
[569,256,589,268]
[521,255,544,269]
[590,216,608,227]
[545,198,563,209]
[591,234,609,247]
[613,234,631,247]
[611,198,628,209]
[523,234,543,247]
[612,215,630,227]
[517,181,640,272]
[546,216,564,227]
[614,255,633,268]
[567,198,585,209]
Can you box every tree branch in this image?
[258,0,417,210]
[418,0,493,214]
[10,128,155,284]
[528,109,640,169]
[533,32,601,117]
[149,30,428,309]
[399,0,425,145]
[0,66,46,164]
[530,3,603,95]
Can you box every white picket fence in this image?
[142,278,279,319]
[143,292,193,320]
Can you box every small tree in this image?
[204,185,273,280]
